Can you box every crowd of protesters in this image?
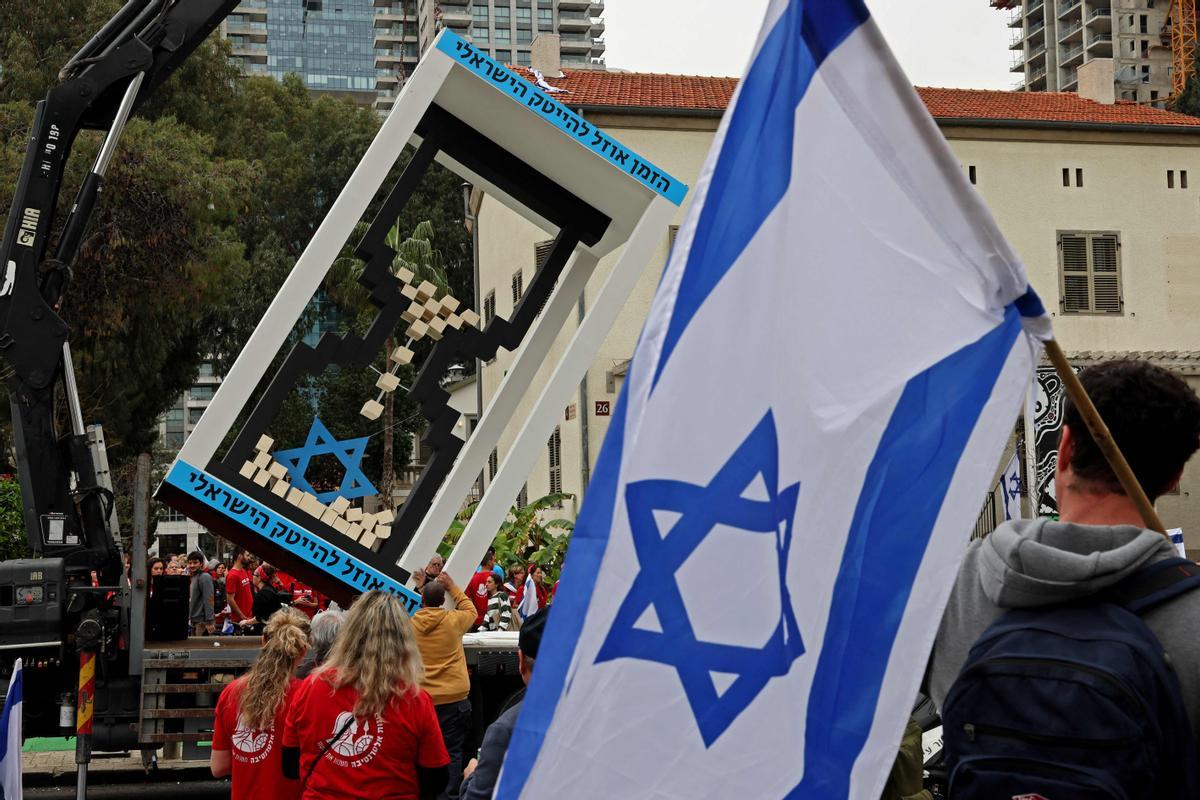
[145,548,332,638]
[200,543,560,800]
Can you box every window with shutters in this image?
[517,483,528,510]
[534,239,555,270]
[511,270,524,305]
[548,426,562,501]
[488,448,499,481]
[668,225,679,253]
[1058,231,1122,315]
[483,290,496,325]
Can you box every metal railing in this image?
[1058,20,1083,40]
[1088,32,1113,45]
[1060,43,1084,62]
[1057,0,1081,17]
[1088,7,1112,20]
[972,492,1000,541]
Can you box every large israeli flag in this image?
[497,1,1050,798]
[0,659,22,800]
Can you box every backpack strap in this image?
[1106,557,1200,615]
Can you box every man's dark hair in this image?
[422,580,446,608]
[519,606,551,660]
[481,547,495,567]
[1062,359,1200,499]
[187,551,204,563]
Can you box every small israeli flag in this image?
[999,452,1023,522]
[497,1,1050,797]
[0,659,22,800]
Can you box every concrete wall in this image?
[473,112,1200,545]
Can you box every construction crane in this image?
[1171,0,1198,99]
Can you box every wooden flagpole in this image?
[1043,340,1167,535]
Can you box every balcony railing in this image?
[1058,20,1082,40]
[1088,7,1112,20]
[1060,43,1084,63]
[1088,32,1113,46]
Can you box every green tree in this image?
[0,476,32,561]
[1175,52,1200,117]
[440,493,575,583]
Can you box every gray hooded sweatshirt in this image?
[928,517,1200,737]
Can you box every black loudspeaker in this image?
[146,575,190,641]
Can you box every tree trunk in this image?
[380,337,396,510]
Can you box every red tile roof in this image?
[515,68,1200,128]
[917,87,1200,127]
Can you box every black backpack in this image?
[942,557,1200,799]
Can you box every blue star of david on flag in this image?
[594,410,804,747]
[273,417,377,503]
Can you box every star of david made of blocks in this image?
[273,418,378,504]
[594,411,804,747]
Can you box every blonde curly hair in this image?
[238,607,310,731]
[314,591,424,717]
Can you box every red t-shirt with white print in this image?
[282,671,448,800]
[213,676,301,800]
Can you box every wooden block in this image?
[330,496,351,514]
[361,399,384,421]
[420,306,436,323]
[300,493,324,518]
[373,524,391,541]
[318,508,337,526]
[445,313,463,330]
[252,469,271,487]
[390,345,414,366]
[253,451,270,469]
[287,487,305,506]
[395,266,415,284]
[333,517,351,534]
[271,480,289,498]
[440,295,460,314]
[460,309,480,329]
[376,507,395,525]
[416,280,437,302]
[359,530,377,549]
[345,507,363,522]
[268,462,287,479]
[347,523,364,541]
[376,372,400,392]
[255,434,274,453]
[401,301,422,323]
[406,320,428,340]
[401,283,419,301]
[426,317,443,341]
[239,461,257,480]
[359,513,377,531]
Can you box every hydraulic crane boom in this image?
[0,0,240,574]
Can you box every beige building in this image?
[466,60,1200,549]
[993,0,1172,105]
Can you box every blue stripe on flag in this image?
[651,0,869,390]
[786,307,1022,798]
[0,662,22,766]
[497,375,634,799]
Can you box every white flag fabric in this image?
[497,1,1050,798]
[999,452,1023,521]
[0,658,22,800]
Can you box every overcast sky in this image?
[603,1,1014,90]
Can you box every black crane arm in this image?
[0,0,241,569]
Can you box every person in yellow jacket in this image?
[411,571,477,800]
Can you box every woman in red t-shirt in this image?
[212,607,311,800]
[282,591,449,800]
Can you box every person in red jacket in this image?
[211,607,310,799]
[282,591,449,800]
[226,550,255,625]
[464,548,499,629]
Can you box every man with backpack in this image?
[928,359,1200,798]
